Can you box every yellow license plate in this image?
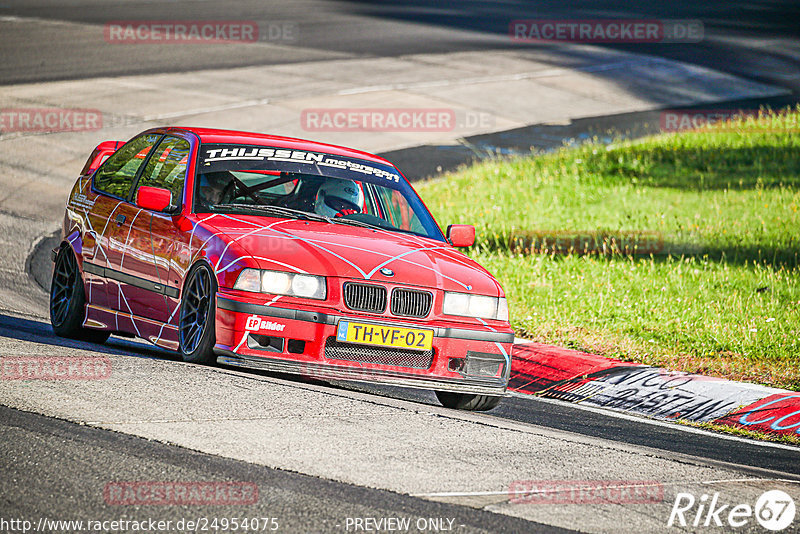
[336,321,433,351]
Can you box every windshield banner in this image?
[199,145,402,184]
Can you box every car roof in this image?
[160,126,396,168]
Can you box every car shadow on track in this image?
[215,359,442,408]
[0,313,179,361]
[0,312,443,407]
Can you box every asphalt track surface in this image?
[1,405,559,534]
[3,1,800,532]
[1,0,799,92]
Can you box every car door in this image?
[87,132,161,313]
[122,135,190,331]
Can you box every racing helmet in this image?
[314,178,364,217]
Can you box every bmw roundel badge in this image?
[379,267,394,277]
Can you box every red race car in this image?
[51,127,513,410]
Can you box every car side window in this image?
[94,133,161,199]
[375,186,426,234]
[135,136,190,211]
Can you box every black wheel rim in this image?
[50,248,78,327]
[179,267,212,354]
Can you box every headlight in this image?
[234,268,326,300]
[443,291,508,321]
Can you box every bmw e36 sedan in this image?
[51,127,513,410]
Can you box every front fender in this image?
[185,220,260,291]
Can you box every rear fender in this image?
[61,233,83,270]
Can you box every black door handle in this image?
[115,213,126,226]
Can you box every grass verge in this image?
[418,107,800,391]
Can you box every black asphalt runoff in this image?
[0,404,569,534]
[324,378,800,478]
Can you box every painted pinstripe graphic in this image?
[478,317,511,375]
[220,213,264,227]
[187,213,217,258]
[78,198,120,329]
[365,245,459,278]
[84,263,180,298]
[188,214,283,267]
[86,203,191,342]
[95,200,124,261]
[213,218,291,272]
[294,236,470,288]
[208,212,482,284]
[213,226,477,289]
[117,283,142,337]
[79,196,164,340]
[118,208,144,268]
[269,226,370,278]
[75,181,182,344]
[148,213,166,295]
[210,214,369,278]
[153,301,182,344]
[193,230,229,262]
[76,189,503,353]
[317,241,468,287]
[265,295,282,306]
[216,255,308,274]
[108,206,143,339]
[86,304,177,346]
[233,330,250,353]
[204,214,472,287]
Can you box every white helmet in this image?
[314,178,364,217]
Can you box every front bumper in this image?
[213,293,513,396]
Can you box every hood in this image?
[200,215,502,296]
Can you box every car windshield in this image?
[194,143,445,241]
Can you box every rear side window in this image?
[135,136,190,211]
[94,133,160,199]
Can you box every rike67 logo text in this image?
[668,490,795,531]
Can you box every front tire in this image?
[178,263,217,364]
[435,391,502,411]
[50,245,109,343]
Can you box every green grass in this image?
[418,108,800,390]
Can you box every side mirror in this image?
[80,141,124,175]
[446,224,475,248]
[136,186,173,212]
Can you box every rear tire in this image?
[435,391,502,411]
[49,245,110,344]
[178,263,217,364]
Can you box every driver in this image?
[196,171,234,208]
[314,178,364,218]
